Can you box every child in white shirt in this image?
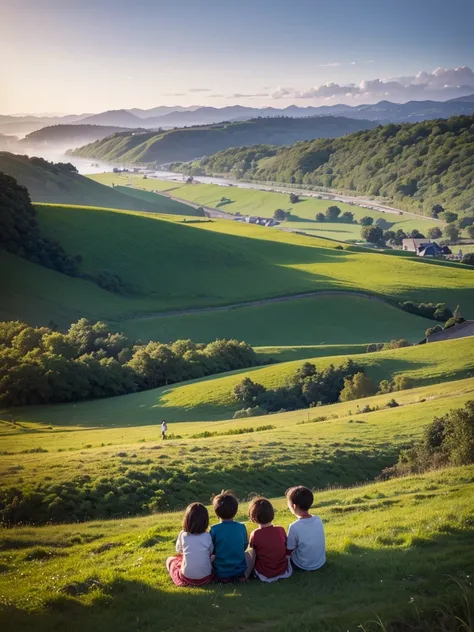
[166,502,214,586]
[286,485,325,571]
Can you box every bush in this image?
[325,205,341,220]
[386,398,399,408]
[400,301,453,322]
[289,193,299,204]
[382,401,474,478]
[462,253,474,266]
[360,216,373,226]
[339,372,377,401]
[273,208,287,221]
[425,325,443,337]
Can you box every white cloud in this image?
[271,66,474,103]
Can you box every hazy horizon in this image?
[2,0,474,115]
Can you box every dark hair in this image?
[248,497,274,524]
[286,486,314,511]
[213,490,238,520]
[182,502,209,534]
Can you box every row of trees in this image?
[0,319,259,407]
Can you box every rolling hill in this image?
[71,116,377,166]
[0,152,199,214]
[1,203,472,336]
[180,114,474,216]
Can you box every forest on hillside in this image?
[181,115,474,216]
[71,116,376,165]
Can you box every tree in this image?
[440,211,458,224]
[339,372,377,401]
[315,212,325,222]
[289,193,299,204]
[325,205,341,221]
[273,209,287,221]
[425,325,443,337]
[457,215,474,229]
[361,225,385,245]
[408,229,425,239]
[341,211,354,223]
[443,224,460,242]
[427,226,442,239]
[360,216,373,226]
[234,377,266,407]
[430,204,444,218]
[467,225,474,239]
[462,253,474,266]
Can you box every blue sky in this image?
[1,0,474,113]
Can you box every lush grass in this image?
[0,152,193,215]
[119,295,433,345]
[2,203,472,337]
[89,172,183,191]
[255,343,369,362]
[142,180,440,237]
[1,465,473,632]
[8,338,474,427]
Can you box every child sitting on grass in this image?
[166,502,214,587]
[210,490,254,582]
[248,497,292,582]
[286,486,326,571]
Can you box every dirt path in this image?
[127,290,392,322]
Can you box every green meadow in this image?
[89,174,441,241]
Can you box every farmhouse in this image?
[402,238,431,252]
[426,320,474,343]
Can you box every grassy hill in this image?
[181,114,474,216]
[0,152,199,215]
[1,203,472,340]
[12,338,474,426]
[71,116,377,165]
[1,465,472,632]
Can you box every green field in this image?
[10,337,474,427]
[89,173,441,241]
[89,172,182,191]
[1,202,472,341]
[119,295,434,345]
[1,464,473,632]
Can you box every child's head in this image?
[182,502,209,534]
[248,497,274,525]
[213,490,238,520]
[286,486,314,515]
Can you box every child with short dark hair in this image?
[286,486,325,571]
[248,497,292,582]
[210,490,254,582]
[166,502,214,586]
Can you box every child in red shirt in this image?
[248,497,292,582]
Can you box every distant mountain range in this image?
[21,124,131,147]
[71,116,377,166]
[3,94,474,136]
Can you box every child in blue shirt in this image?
[210,490,254,582]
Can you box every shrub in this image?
[462,253,474,266]
[360,216,373,226]
[386,398,399,408]
[340,372,377,401]
[382,401,474,478]
[289,192,299,204]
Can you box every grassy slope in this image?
[119,295,433,345]
[141,180,440,237]
[89,172,180,191]
[11,338,474,426]
[0,152,197,215]
[1,204,472,338]
[1,466,473,632]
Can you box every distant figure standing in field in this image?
[161,419,168,440]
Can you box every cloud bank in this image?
[271,66,474,103]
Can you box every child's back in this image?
[286,486,326,572]
[210,520,248,579]
[287,514,325,571]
